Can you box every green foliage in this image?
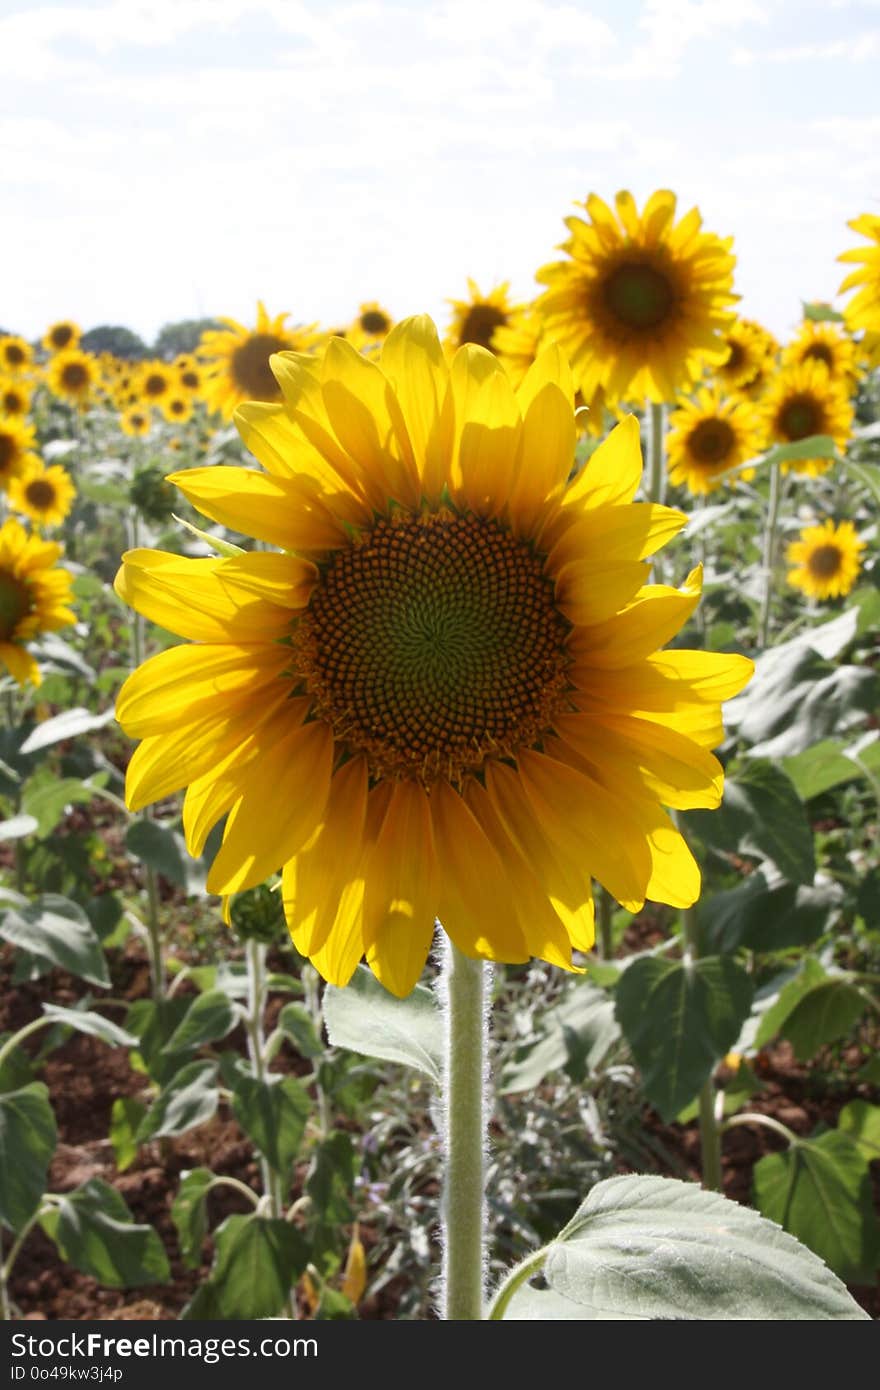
[152,317,222,358]
[40,1179,170,1286]
[0,1084,57,1231]
[181,1214,308,1319]
[80,324,149,359]
[323,964,443,1082]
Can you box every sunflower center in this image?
[458,304,508,351]
[803,343,833,369]
[230,334,288,400]
[807,544,842,579]
[51,326,74,350]
[724,341,744,371]
[3,390,24,414]
[360,309,390,335]
[688,417,735,467]
[0,573,31,641]
[779,394,821,440]
[602,261,675,331]
[4,345,25,367]
[294,511,570,785]
[181,369,199,389]
[0,434,15,474]
[62,362,89,391]
[25,479,55,511]
[143,372,167,398]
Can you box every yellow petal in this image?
[448,345,522,516]
[561,414,643,511]
[167,467,344,552]
[554,711,724,810]
[510,347,577,537]
[320,338,420,509]
[305,782,390,987]
[281,757,368,957]
[115,550,295,643]
[569,566,702,670]
[363,780,437,998]
[379,315,452,500]
[117,641,291,737]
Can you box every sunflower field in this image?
[1,192,879,1327]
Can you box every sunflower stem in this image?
[758,461,782,647]
[438,935,489,1321]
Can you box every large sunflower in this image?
[47,349,101,407]
[781,320,858,387]
[666,388,762,495]
[9,460,76,529]
[0,336,33,376]
[115,317,752,998]
[536,189,737,404]
[0,417,39,491]
[445,280,525,355]
[198,302,323,418]
[713,318,777,393]
[42,320,81,354]
[0,517,75,686]
[787,519,864,601]
[838,213,880,336]
[761,360,852,476]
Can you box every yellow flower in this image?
[493,312,613,436]
[115,317,752,998]
[0,377,32,419]
[47,349,101,406]
[198,302,323,418]
[0,417,39,491]
[161,393,193,425]
[838,213,880,336]
[787,519,864,601]
[0,517,75,686]
[667,388,763,495]
[349,302,395,352]
[0,336,34,376]
[137,361,174,406]
[42,320,81,354]
[761,360,852,476]
[714,318,777,392]
[536,189,737,404]
[446,280,525,355]
[8,460,76,529]
[120,406,153,438]
[175,357,203,394]
[781,321,858,387]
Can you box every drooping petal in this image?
[362,779,438,998]
[114,550,296,643]
[167,467,344,552]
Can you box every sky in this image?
[3,0,880,347]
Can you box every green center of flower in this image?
[602,261,675,331]
[61,362,90,392]
[807,544,842,579]
[295,512,570,785]
[458,304,508,352]
[230,334,289,400]
[0,573,31,641]
[779,394,821,440]
[360,309,390,335]
[25,479,56,511]
[688,417,735,467]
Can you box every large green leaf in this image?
[753,956,827,1049]
[125,819,207,895]
[496,1174,868,1320]
[171,1167,215,1270]
[780,978,869,1061]
[137,1060,219,1141]
[40,1178,170,1287]
[0,1083,57,1231]
[0,895,109,987]
[753,1132,880,1284]
[230,1071,310,1176]
[688,760,815,884]
[125,997,193,1085]
[276,1002,323,1059]
[306,1131,358,1226]
[500,979,620,1094]
[180,1214,307,1319]
[161,990,237,1053]
[323,965,443,1084]
[41,1004,136,1049]
[837,1102,880,1163]
[22,771,107,838]
[703,870,842,953]
[109,1098,146,1174]
[839,455,880,507]
[615,956,753,1120]
[783,739,865,800]
[19,707,115,755]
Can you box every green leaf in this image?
[703,870,842,953]
[856,868,880,929]
[19,707,115,755]
[615,956,753,1120]
[496,1173,868,1320]
[782,740,863,800]
[781,978,868,1061]
[323,965,442,1083]
[40,1004,136,1049]
[21,772,106,838]
[137,1060,219,1141]
[0,895,109,987]
[276,1002,323,1059]
[803,301,845,323]
[230,1072,310,1176]
[306,1131,357,1225]
[109,1098,146,1173]
[40,1178,170,1287]
[125,819,206,894]
[499,979,620,1094]
[754,956,827,1049]
[676,1060,763,1125]
[753,1133,880,1284]
[726,643,877,759]
[124,997,193,1085]
[180,1214,307,1319]
[0,1032,35,1092]
[171,1167,215,1270]
[760,435,839,470]
[185,961,250,999]
[687,760,815,884]
[839,455,880,507]
[0,1083,57,1231]
[0,814,38,841]
[837,1102,880,1163]
[162,990,237,1053]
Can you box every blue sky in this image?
[4,0,879,345]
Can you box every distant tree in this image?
[153,318,223,360]
[81,325,149,360]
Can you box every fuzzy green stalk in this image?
[758,462,782,648]
[438,934,489,1320]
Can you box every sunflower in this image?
[666,389,763,495]
[47,348,100,406]
[781,321,858,386]
[349,302,395,352]
[0,377,32,419]
[161,394,193,425]
[713,318,777,392]
[0,517,75,686]
[445,280,525,355]
[0,336,34,376]
[42,320,81,354]
[787,519,864,601]
[115,316,752,998]
[8,460,76,529]
[0,417,39,491]
[838,213,880,336]
[761,360,852,476]
[494,312,612,436]
[175,356,203,394]
[137,361,174,406]
[536,189,737,405]
[120,406,152,438]
[198,302,323,418]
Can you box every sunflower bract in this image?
[115,315,753,997]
